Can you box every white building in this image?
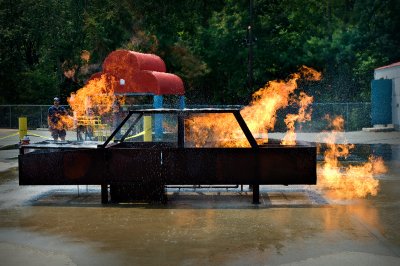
[374,62,400,130]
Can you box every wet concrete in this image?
[0,129,400,265]
[0,186,400,265]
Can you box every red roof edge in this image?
[375,62,400,70]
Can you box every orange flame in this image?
[64,74,124,130]
[317,116,387,199]
[49,112,74,131]
[58,114,74,130]
[281,92,313,145]
[186,66,321,147]
[69,74,117,117]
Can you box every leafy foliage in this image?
[0,0,399,104]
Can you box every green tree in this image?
[1,0,399,105]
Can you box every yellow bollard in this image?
[143,115,152,142]
[19,117,28,140]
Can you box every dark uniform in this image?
[48,98,67,140]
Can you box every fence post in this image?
[9,106,12,128]
[19,117,27,140]
[40,106,43,128]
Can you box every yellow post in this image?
[143,115,152,142]
[18,117,28,140]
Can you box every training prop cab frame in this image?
[18,108,317,204]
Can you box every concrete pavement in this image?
[0,128,400,265]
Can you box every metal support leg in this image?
[252,184,260,204]
[253,147,260,204]
[177,113,185,148]
[101,184,108,204]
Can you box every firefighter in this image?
[48,97,67,141]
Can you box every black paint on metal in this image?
[101,184,108,204]
[100,111,134,148]
[178,113,185,148]
[18,108,317,205]
[233,111,258,148]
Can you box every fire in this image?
[184,65,386,199]
[63,74,123,129]
[185,114,236,147]
[317,116,387,199]
[58,114,74,130]
[69,74,116,117]
[186,66,321,147]
[281,92,313,145]
[49,112,74,131]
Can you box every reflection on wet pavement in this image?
[0,145,399,265]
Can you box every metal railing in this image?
[0,103,371,132]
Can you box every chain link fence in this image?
[0,105,54,129]
[307,102,371,131]
[0,103,371,132]
[274,102,371,132]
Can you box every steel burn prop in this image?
[19,108,317,204]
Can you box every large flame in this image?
[69,74,117,117]
[317,116,387,199]
[281,92,313,145]
[49,112,74,131]
[55,74,124,130]
[186,66,321,147]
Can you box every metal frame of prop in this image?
[98,108,261,203]
[19,108,317,205]
[100,108,258,149]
